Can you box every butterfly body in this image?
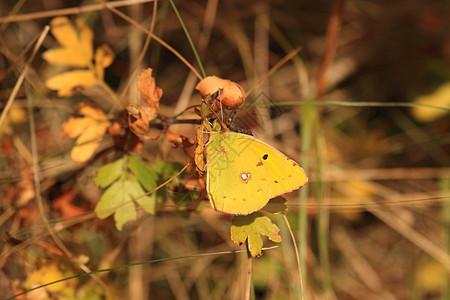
[206,131,308,215]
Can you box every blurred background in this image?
[0,0,449,299]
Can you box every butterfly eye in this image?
[262,154,268,160]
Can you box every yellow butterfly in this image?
[206,130,308,215]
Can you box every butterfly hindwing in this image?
[206,133,270,214]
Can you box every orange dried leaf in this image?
[63,103,110,162]
[166,130,196,155]
[45,69,98,96]
[42,17,93,67]
[129,108,150,137]
[195,76,245,110]
[127,105,161,139]
[52,187,84,219]
[136,68,162,108]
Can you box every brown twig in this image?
[118,0,159,102]
[0,26,49,127]
[0,0,154,23]
[107,5,203,80]
[23,29,113,298]
[316,0,345,100]
[245,47,302,98]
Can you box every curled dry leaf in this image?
[127,106,159,139]
[181,165,206,192]
[136,68,162,112]
[63,103,110,162]
[166,130,196,157]
[109,111,143,152]
[195,76,245,110]
[127,68,163,139]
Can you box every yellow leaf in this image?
[414,260,446,292]
[9,105,27,124]
[94,44,115,79]
[49,17,79,48]
[24,263,72,293]
[63,103,110,162]
[43,47,92,68]
[411,82,450,122]
[42,17,93,67]
[95,44,115,69]
[45,70,98,96]
[76,18,94,63]
[79,103,109,121]
[71,123,106,162]
[63,117,91,138]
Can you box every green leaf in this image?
[94,158,124,188]
[231,213,282,257]
[152,161,185,181]
[126,173,156,215]
[127,154,158,191]
[262,196,288,214]
[95,176,136,230]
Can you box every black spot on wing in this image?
[263,154,268,160]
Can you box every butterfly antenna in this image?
[231,107,238,124]
[217,88,224,122]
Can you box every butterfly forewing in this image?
[246,137,308,198]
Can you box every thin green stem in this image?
[314,120,331,298]
[247,101,450,111]
[299,98,315,299]
[8,250,248,300]
[441,177,450,300]
[168,0,206,78]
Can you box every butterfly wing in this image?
[206,132,308,215]
[206,132,271,215]
[244,134,308,199]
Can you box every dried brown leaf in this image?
[195,76,245,110]
[136,68,162,109]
